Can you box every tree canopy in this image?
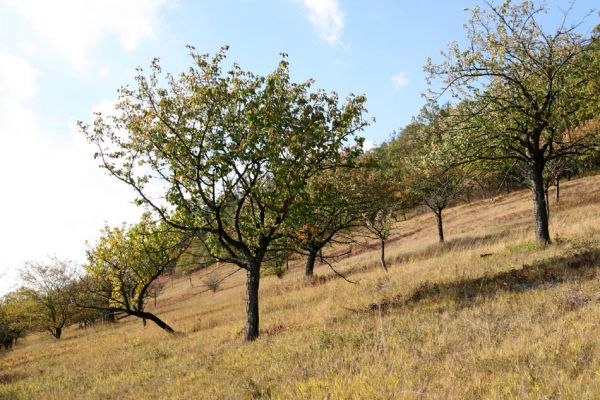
[81,46,369,340]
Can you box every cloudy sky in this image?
[0,0,597,294]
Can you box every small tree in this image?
[425,0,600,244]
[357,169,403,272]
[20,258,79,339]
[288,167,369,277]
[404,105,471,243]
[0,289,35,349]
[81,47,368,341]
[84,215,189,334]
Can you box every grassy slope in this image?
[2,175,600,399]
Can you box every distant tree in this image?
[404,104,472,243]
[0,289,35,349]
[84,215,189,334]
[81,47,369,341]
[288,167,369,277]
[72,281,116,328]
[20,258,79,339]
[425,0,600,244]
[357,168,403,272]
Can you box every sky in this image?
[0,0,597,294]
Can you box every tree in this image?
[20,258,79,339]
[0,289,35,350]
[83,215,188,334]
[357,168,403,272]
[425,0,600,244]
[404,105,471,243]
[80,47,369,341]
[289,167,369,277]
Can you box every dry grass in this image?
[2,175,600,399]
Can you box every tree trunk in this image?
[530,166,551,244]
[545,188,550,220]
[139,311,175,334]
[105,311,116,323]
[305,249,318,277]
[436,208,445,243]
[52,327,62,339]
[556,177,560,204]
[245,266,260,341]
[379,238,388,272]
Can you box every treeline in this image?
[1,1,599,347]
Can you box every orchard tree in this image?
[0,289,35,349]
[84,215,188,334]
[20,258,79,339]
[289,167,370,277]
[426,0,600,244]
[81,47,369,341]
[357,168,403,272]
[404,105,471,243]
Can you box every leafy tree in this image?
[404,105,471,243]
[20,258,79,339]
[357,168,402,272]
[80,47,369,341]
[84,215,188,334]
[289,167,369,277]
[0,289,35,349]
[425,0,600,244]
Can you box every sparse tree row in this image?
[1,1,598,347]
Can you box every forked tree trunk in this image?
[305,249,318,277]
[245,266,260,341]
[436,208,445,243]
[379,238,388,272]
[531,165,551,245]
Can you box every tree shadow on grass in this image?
[372,245,600,313]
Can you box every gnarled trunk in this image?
[245,266,260,341]
[530,165,551,244]
[137,311,174,333]
[305,249,318,277]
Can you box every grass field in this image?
[2,174,600,399]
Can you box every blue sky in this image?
[0,0,597,294]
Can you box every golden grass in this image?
[3,175,600,399]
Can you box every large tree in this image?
[81,47,368,341]
[425,0,600,244]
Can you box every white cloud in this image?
[300,0,345,45]
[0,51,140,294]
[5,0,169,70]
[391,72,409,89]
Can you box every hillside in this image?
[2,174,600,399]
